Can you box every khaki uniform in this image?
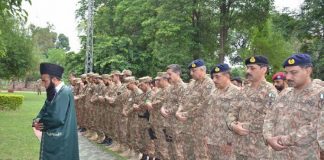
[204,83,240,160]
[124,88,143,151]
[108,82,122,140]
[161,80,187,160]
[227,80,277,159]
[151,85,170,159]
[91,82,105,133]
[102,83,115,138]
[78,82,94,129]
[177,75,215,160]
[74,81,84,127]
[110,83,127,142]
[88,83,98,130]
[138,89,154,154]
[263,82,324,160]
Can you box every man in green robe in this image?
[32,63,79,160]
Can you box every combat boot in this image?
[89,131,98,141]
[110,143,121,152]
[120,147,131,157]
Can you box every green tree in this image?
[239,19,293,75]
[46,48,67,66]
[30,24,57,57]
[56,33,70,51]
[0,17,35,83]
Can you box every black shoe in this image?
[104,139,113,146]
[140,154,148,160]
[79,128,86,132]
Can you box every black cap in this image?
[283,53,312,68]
[210,63,230,77]
[245,55,269,65]
[40,63,64,79]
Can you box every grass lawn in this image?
[0,92,45,160]
[0,91,127,160]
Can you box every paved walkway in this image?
[79,133,122,160]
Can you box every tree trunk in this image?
[218,0,230,63]
[192,0,201,59]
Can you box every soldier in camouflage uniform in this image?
[76,73,95,136]
[203,64,240,160]
[73,78,83,130]
[107,70,127,152]
[90,74,107,142]
[121,76,143,159]
[150,72,170,160]
[227,56,278,160]
[136,76,155,160]
[99,74,115,145]
[75,74,87,132]
[87,73,100,140]
[272,72,288,94]
[176,59,215,160]
[161,64,187,160]
[264,54,324,160]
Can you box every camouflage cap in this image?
[86,72,94,77]
[80,74,87,78]
[122,69,132,76]
[155,72,168,80]
[138,76,152,83]
[111,70,122,75]
[124,76,137,83]
[74,78,82,83]
[93,73,100,78]
[102,74,111,79]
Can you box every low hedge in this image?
[0,94,24,110]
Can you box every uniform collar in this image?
[55,82,64,93]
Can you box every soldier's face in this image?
[166,69,178,83]
[273,79,285,91]
[112,74,119,82]
[212,72,229,89]
[88,77,93,83]
[155,79,161,88]
[190,68,202,80]
[246,64,266,82]
[285,66,311,88]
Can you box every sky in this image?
[23,0,304,53]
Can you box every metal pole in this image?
[85,0,94,73]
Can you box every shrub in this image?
[0,94,24,110]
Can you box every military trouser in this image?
[83,102,92,129]
[88,103,96,130]
[127,112,140,151]
[75,99,81,126]
[153,126,172,160]
[207,144,235,160]
[110,109,119,141]
[138,116,151,154]
[117,114,128,145]
[103,105,112,138]
[96,103,106,134]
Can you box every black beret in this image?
[188,59,205,69]
[245,55,269,65]
[40,63,64,78]
[283,53,312,68]
[210,63,230,76]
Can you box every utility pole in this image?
[85,0,94,73]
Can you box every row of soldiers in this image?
[71,53,324,160]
